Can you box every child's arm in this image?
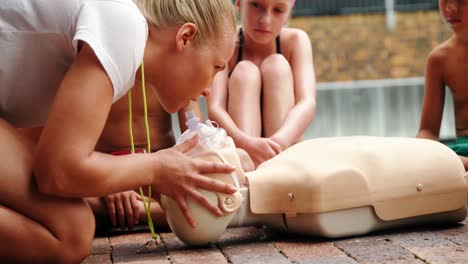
[417,49,446,141]
[269,29,316,150]
[208,68,281,166]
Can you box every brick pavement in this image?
[83,217,468,264]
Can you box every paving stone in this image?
[90,237,111,255]
[296,257,359,264]
[160,232,227,264]
[82,253,112,264]
[110,233,169,263]
[275,241,357,263]
[229,253,291,264]
[405,246,468,264]
[391,231,468,263]
[438,223,468,246]
[390,231,454,248]
[220,242,290,264]
[221,241,277,255]
[335,237,421,264]
[217,226,268,246]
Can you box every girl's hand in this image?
[150,134,237,228]
[104,190,140,229]
[241,136,282,168]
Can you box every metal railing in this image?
[174,78,455,141]
[292,0,438,16]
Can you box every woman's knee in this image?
[229,61,261,90]
[260,54,292,80]
[54,200,95,263]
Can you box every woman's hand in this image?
[104,191,140,229]
[150,134,237,228]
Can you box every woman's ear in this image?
[176,23,198,51]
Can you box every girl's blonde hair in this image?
[135,0,236,44]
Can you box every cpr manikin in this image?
[161,111,468,245]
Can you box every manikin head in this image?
[134,0,237,113]
[161,134,246,245]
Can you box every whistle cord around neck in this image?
[127,61,157,240]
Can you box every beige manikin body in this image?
[161,135,467,246]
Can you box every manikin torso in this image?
[161,118,468,246]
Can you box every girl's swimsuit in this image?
[228,28,282,77]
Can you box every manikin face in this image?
[236,0,292,45]
[152,24,236,113]
[439,0,468,34]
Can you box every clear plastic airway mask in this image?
[178,111,241,189]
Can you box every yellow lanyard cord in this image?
[127,61,157,240]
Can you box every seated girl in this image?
[208,0,317,168]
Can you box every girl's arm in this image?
[33,44,235,202]
[207,68,253,148]
[417,49,446,140]
[269,29,316,149]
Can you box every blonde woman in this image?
[0,0,237,262]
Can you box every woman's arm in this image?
[33,44,236,202]
[269,29,316,149]
[417,49,446,140]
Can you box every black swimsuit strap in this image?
[236,28,245,64]
[276,33,281,54]
[237,28,281,63]
[229,28,281,76]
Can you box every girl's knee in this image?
[260,54,291,78]
[229,61,261,86]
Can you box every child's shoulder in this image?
[428,38,456,63]
[281,27,309,42]
[426,39,454,68]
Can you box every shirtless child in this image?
[89,80,205,230]
[417,0,468,170]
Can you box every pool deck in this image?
[83,216,468,264]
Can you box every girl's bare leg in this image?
[0,119,94,264]
[261,54,295,137]
[228,61,262,137]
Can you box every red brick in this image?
[405,246,468,263]
[110,233,169,264]
[275,241,356,263]
[82,254,112,264]
[90,237,111,255]
[217,227,267,245]
[391,231,468,263]
[160,232,227,264]
[335,237,421,264]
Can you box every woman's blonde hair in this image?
[135,0,236,44]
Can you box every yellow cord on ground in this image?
[128,61,157,240]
